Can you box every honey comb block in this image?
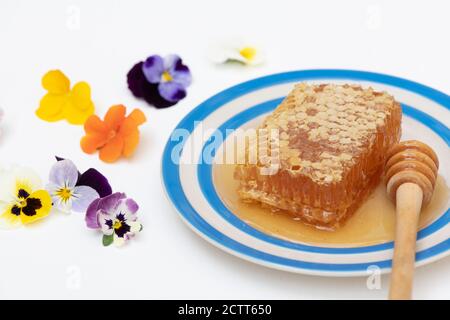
[234,83,402,230]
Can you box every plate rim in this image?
[161,69,450,276]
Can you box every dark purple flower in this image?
[77,168,112,198]
[127,54,191,108]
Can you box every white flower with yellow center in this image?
[208,40,265,66]
[46,159,99,213]
[0,166,52,229]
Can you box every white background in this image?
[0,0,449,299]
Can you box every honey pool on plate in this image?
[213,163,449,247]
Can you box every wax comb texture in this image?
[234,83,402,230]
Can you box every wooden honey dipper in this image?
[385,140,439,300]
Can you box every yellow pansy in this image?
[0,167,52,229]
[36,70,95,125]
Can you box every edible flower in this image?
[36,70,95,125]
[0,166,52,228]
[208,40,265,65]
[86,192,142,247]
[46,159,100,213]
[127,54,192,108]
[54,156,113,198]
[80,105,146,163]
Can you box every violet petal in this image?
[171,64,192,87]
[142,55,164,84]
[77,168,113,198]
[164,54,181,70]
[85,197,102,229]
[125,198,139,215]
[71,185,100,213]
[158,81,187,103]
[97,192,126,213]
[49,159,78,189]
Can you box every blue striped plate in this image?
[162,70,450,276]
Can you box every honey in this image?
[234,83,402,229]
[214,163,449,247]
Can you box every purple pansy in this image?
[127,54,191,109]
[55,156,113,198]
[86,192,142,246]
[46,160,100,213]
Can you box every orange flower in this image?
[81,105,146,163]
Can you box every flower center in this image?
[17,198,27,208]
[239,47,257,61]
[57,188,72,202]
[161,71,173,82]
[113,219,122,230]
[107,130,117,140]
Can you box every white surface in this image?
[0,0,448,299]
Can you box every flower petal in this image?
[77,168,112,198]
[164,54,181,70]
[99,213,114,235]
[0,202,23,229]
[80,133,108,154]
[46,181,71,213]
[122,130,140,158]
[142,83,176,108]
[113,234,126,246]
[42,70,70,94]
[81,115,108,154]
[104,104,126,131]
[52,194,73,213]
[116,198,139,219]
[49,159,79,189]
[142,55,164,84]
[19,190,52,225]
[97,192,126,213]
[171,63,192,87]
[57,81,95,125]
[127,62,147,98]
[99,135,124,163]
[165,55,191,87]
[125,198,139,215]
[127,108,146,126]
[84,114,108,135]
[85,197,101,229]
[36,94,66,122]
[119,109,146,136]
[158,81,187,103]
[71,185,99,213]
[70,81,94,110]
[63,100,95,125]
[0,167,42,204]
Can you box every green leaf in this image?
[139,224,143,232]
[102,234,114,247]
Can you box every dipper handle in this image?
[385,140,439,300]
[389,183,423,300]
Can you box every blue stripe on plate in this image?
[162,69,450,272]
[197,99,450,254]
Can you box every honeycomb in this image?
[234,83,402,230]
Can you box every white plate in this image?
[162,70,450,276]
